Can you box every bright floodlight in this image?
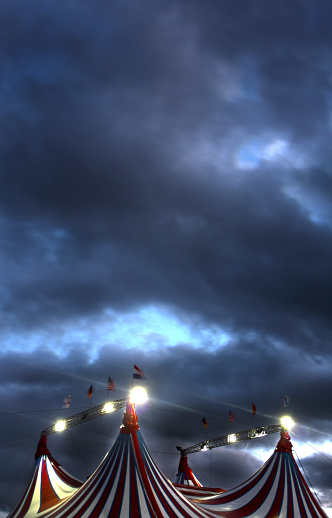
[281,416,295,429]
[55,420,67,432]
[103,402,114,413]
[130,387,148,405]
[228,434,237,443]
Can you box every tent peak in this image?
[35,435,51,459]
[276,429,292,452]
[120,402,139,434]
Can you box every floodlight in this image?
[228,434,237,443]
[130,387,148,405]
[55,420,67,432]
[103,402,114,413]
[281,416,295,430]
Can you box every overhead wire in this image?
[0,442,36,506]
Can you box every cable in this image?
[290,430,332,463]
[292,446,323,507]
[66,428,89,478]
[0,436,40,448]
[0,443,36,506]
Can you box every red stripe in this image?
[132,431,164,518]
[139,437,210,518]
[42,443,123,518]
[39,459,60,512]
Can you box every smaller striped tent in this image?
[7,436,83,518]
[175,456,203,486]
[194,430,328,518]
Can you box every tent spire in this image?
[120,402,139,434]
[276,429,293,452]
[35,435,51,459]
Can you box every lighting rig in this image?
[176,416,294,456]
[41,387,148,436]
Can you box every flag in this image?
[62,394,71,409]
[283,395,290,408]
[228,411,235,422]
[252,403,256,415]
[87,384,93,398]
[107,377,116,392]
[133,364,146,380]
[202,417,208,429]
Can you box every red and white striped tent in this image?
[8,404,217,518]
[192,431,328,518]
[7,436,83,518]
[7,404,328,518]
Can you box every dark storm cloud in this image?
[1,0,332,514]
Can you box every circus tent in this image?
[7,402,328,518]
[192,430,328,518]
[7,435,83,518]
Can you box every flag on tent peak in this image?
[252,403,256,415]
[133,364,146,380]
[107,377,116,391]
[228,411,235,422]
[62,395,71,409]
[87,385,93,398]
[202,417,208,428]
[283,395,290,407]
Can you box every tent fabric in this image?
[193,431,328,518]
[10,404,215,518]
[7,438,83,518]
[7,406,328,518]
[175,485,225,500]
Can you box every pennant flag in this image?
[202,417,208,429]
[62,394,71,409]
[107,377,116,392]
[228,411,235,422]
[87,384,93,398]
[133,364,146,380]
[283,395,290,408]
[252,402,256,415]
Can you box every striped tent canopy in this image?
[193,430,328,518]
[8,436,83,518]
[8,404,217,518]
[7,405,328,518]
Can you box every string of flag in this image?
[63,365,147,408]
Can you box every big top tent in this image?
[6,399,328,518]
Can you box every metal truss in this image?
[176,424,283,456]
[41,397,129,436]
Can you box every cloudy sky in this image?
[1,0,332,514]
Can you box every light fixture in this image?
[281,416,295,430]
[228,434,237,443]
[55,420,67,432]
[129,387,148,405]
[103,402,114,413]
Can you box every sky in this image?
[1,0,332,514]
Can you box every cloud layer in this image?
[1,0,332,514]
